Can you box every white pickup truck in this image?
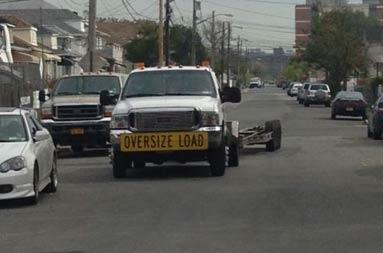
[105,66,242,178]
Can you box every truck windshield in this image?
[53,76,121,96]
[0,115,27,142]
[122,70,217,98]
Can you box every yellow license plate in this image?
[120,132,208,152]
[70,128,84,135]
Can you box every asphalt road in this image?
[2,86,383,253]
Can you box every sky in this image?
[44,0,363,51]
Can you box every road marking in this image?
[361,161,368,167]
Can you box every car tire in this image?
[45,157,58,193]
[71,145,84,154]
[325,102,331,107]
[331,112,336,120]
[373,127,381,140]
[265,120,282,152]
[26,165,39,205]
[228,139,239,167]
[113,152,131,178]
[209,144,226,177]
[304,101,310,107]
[362,113,367,121]
[299,99,303,104]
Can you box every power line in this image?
[203,0,295,20]
[121,0,137,21]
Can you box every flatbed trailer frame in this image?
[225,120,282,167]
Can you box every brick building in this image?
[295,1,383,49]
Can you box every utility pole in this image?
[226,22,231,87]
[164,0,171,65]
[88,0,96,72]
[159,0,164,66]
[191,0,198,65]
[211,11,216,68]
[220,22,225,85]
[237,35,240,55]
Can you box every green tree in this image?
[304,10,374,94]
[283,60,310,81]
[124,23,207,66]
[125,22,159,66]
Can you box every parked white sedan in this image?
[0,108,58,204]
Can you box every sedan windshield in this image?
[0,115,27,142]
[122,70,217,98]
[310,84,328,91]
[336,91,364,100]
[53,76,121,96]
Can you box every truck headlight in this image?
[103,105,114,118]
[201,112,220,126]
[0,156,25,173]
[41,107,52,119]
[110,114,129,129]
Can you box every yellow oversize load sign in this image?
[120,132,208,152]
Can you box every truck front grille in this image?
[131,108,199,132]
[55,105,101,120]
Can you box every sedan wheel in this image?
[27,166,39,205]
[45,159,58,193]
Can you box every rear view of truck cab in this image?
[108,66,241,178]
[39,73,128,153]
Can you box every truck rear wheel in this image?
[265,120,282,152]
[209,145,226,177]
[228,139,239,167]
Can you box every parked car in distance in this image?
[367,96,383,139]
[0,108,58,204]
[249,82,261,89]
[297,83,310,104]
[331,91,367,120]
[304,83,331,107]
[288,82,303,97]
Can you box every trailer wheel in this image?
[228,138,239,167]
[265,120,282,152]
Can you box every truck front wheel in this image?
[209,144,226,177]
[112,152,132,178]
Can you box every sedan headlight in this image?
[201,112,220,126]
[0,156,25,173]
[110,114,129,129]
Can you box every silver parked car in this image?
[304,83,331,107]
[297,83,310,104]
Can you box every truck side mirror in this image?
[100,90,112,106]
[38,90,46,103]
[222,87,241,103]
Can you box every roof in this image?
[0,107,18,113]
[0,15,33,29]
[0,0,57,10]
[0,9,84,36]
[96,20,150,45]
[59,72,129,79]
[130,66,212,74]
[0,107,32,115]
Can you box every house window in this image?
[96,36,104,50]
[57,38,72,51]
